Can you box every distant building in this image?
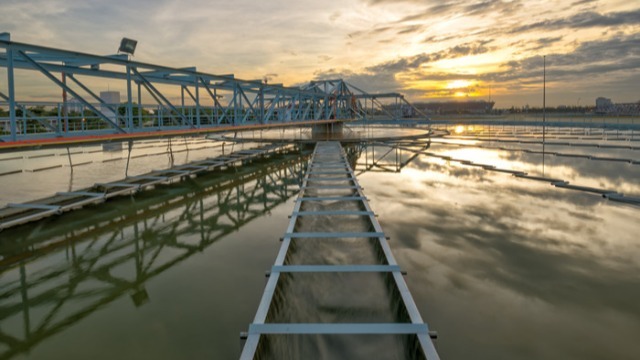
[595,97,613,113]
[382,100,494,117]
[100,91,120,122]
[66,98,83,113]
[595,97,640,115]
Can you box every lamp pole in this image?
[543,55,546,142]
[542,55,546,175]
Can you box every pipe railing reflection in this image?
[0,150,309,360]
[352,140,431,175]
[389,139,640,206]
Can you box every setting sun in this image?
[446,80,474,89]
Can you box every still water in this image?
[1,126,639,359]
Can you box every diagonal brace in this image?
[18,51,126,133]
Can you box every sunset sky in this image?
[2,0,639,107]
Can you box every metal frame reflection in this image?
[0,151,308,359]
[352,140,431,175]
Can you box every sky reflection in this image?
[359,148,640,360]
[427,142,640,197]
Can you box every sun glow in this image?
[446,80,473,89]
[454,125,477,134]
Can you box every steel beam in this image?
[7,47,16,141]
[131,67,192,128]
[18,51,126,133]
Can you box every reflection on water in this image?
[427,140,640,194]
[1,125,639,359]
[0,151,307,360]
[210,125,434,144]
[359,143,640,359]
[0,137,256,207]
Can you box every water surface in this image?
[1,127,639,359]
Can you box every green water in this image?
[1,128,639,359]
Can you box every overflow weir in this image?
[0,143,290,230]
[241,141,439,359]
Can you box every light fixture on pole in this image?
[118,38,138,56]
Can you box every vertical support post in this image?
[195,80,201,128]
[324,95,329,120]
[259,85,265,124]
[297,91,302,121]
[213,87,219,124]
[233,83,238,125]
[395,96,398,121]
[181,86,185,125]
[126,66,134,131]
[542,55,546,175]
[57,103,61,133]
[543,55,546,137]
[62,72,68,134]
[137,81,142,127]
[7,47,17,141]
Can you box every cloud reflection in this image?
[359,147,640,359]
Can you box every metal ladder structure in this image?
[241,141,439,359]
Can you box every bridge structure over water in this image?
[0,33,427,150]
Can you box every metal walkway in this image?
[241,141,439,359]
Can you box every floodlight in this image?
[118,37,137,55]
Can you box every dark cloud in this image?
[353,1,524,40]
[524,36,565,51]
[314,40,496,93]
[397,2,460,23]
[463,0,524,17]
[510,9,640,34]
[571,0,598,5]
[422,34,461,44]
[536,36,564,45]
[361,1,637,42]
[365,40,494,74]
[316,31,640,104]
[500,35,640,76]
[397,24,423,35]
[392,1,523,23]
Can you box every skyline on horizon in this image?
[1,0,639,108]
